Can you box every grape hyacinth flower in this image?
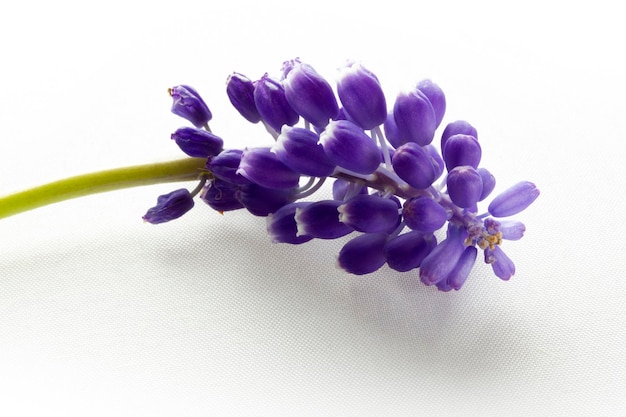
[0,58,539,292]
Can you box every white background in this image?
[1,1,625,416]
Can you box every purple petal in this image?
[488,181,540,217]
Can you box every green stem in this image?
[0,157,207,220]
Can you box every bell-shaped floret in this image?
[337,194,400,233]
[283,60,338,128]
[171,127,223,158]
[440,120,478,151]
[446,166,483,209]
[253,74,299,132]
[272,126,335,177]
[294,200,353,239]
[336,61,387,130]
[237,147,301,189]
[206,149,251,185]
[435,246,477,291]
[168,85,212,128]
[226,72,262,123]
[477,167,496,201]
[488,181,540,217]
[419,234,465,286]
[236,183,294,217]
[200,179,244,213]
[337,232,388,275]
[266,202,314,244]
[402,197,448,233]
[319,120,381,174]
[392,88,437,146]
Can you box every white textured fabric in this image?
[1,1,625,416]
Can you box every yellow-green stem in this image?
[0,157,207,220]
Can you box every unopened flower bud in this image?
[337,194,400,233]
[419,233,465,285]
[237,147,301,189]
[416,79,446,128]
[272,126,335,177]
[320,120,381,174]
[283,60,338,127]
[142,188,194,224]
[402,197,448,232]
[171,127,223,158]
[337,232,388,275]
[336,61,387,130]
[447,166,483,209]
[200,179,243,212]
[443,134,481,171]
[384,231,437,272]
[393,88,437,146]
[391,142,437,189]
[436,246,477,291]
[440,120,478,151]
[226,72,262,123]
[253,74,299,132]
[295,200,353,239]
[477,167,496,201]
[168,85,212,128]
[484,245,516,280]
[206,149,251,185]
[488,181,539,217]
[236,183,294,217]
[266,202,314,244]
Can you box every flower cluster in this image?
[143,58,539,291]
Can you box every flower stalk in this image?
[0,157,206,220]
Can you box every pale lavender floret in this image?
[442,134,481,171]
[171,127,223,158]
[477,167,496,201]
[237,147,301,189]
[142,188,194,224]
[384,231,437,272]
[488,181,540,217]
[419,233,465,285]
[226,72,262,123]
[446,166,483,208]
[402,196,448,233]
[272,126,335,177]
[497,220,526,240]
[169,85,212,128]
[337,194,400,233]
[283,60,339,127]
[266,202,314,244]
[295,200,353,239]
[336,61,387,130]
[337,232,388,275]
[319,120,381,174]
[393,88,437,146]
[436,246,478,291]
[391,142,437,189]
[484,245,516,280]
[416,79,446,128]
[441,120,478,151]
[253,74,300,132]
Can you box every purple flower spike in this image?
[337,232,388,275]
[336,61,387,130]
[419,234,465,285]
[442,134,481,171]
[266,202,314,244]
[226,72,262,123]
[393,88,437,146]
[206,149,251,186]
[392,142,437,189]
[168,85,212,128]
[416,79,446,128]
[295,200,353,239]
[272,126,335,177]
[237,147,301,189]
[477,167,496,201]
[488,181,540,217]
[402,197,448,233]
[200,179,244,213]
[484,245,516,280]
[437,246,478,291]
[446,166,483,209]
[171,127,223,158]
[441,120,478,151]
[337,194,400,233]
[253,74,300,133]
[283,60,338,128]
[320,120,381,174]
[384,231,437,272]
[142,188,194,224]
